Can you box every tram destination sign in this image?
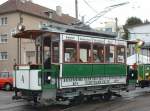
[63,34,78,41]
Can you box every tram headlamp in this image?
[137,39,144,47]
[145,73,149,76]
[48,76,51,80]
[17,24,25,32]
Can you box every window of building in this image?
[105,28,112,32]
[1,17,7,25]
[93,44,104,63]
[116,46,125,63]
[52,42,59,63]
[0,34,8,43]
[0,52,8,60]
[105,45,115,63]
[64,41,77,63]
[79,43,91,63]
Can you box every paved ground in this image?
[0,88,150,111]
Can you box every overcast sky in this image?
[0,0,150,28]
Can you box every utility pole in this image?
[75,0,78,19]
[115,17,119,38]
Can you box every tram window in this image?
[117,46,125,63]
[79,43,91,62]
[64,42,77,62]
[105,45,115,63]
[52,42,59,63]
[93,44,104,63]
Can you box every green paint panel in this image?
[92,64,105,76]
[62,64,126,77]
[62,64,92,77]
[104,64,126,76]
[138,64,150,80]
[138,65,144,79]
[41,64,59,89]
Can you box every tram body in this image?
[13,26,127,104]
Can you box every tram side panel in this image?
[61,63,127,90]
[138,64,150,88]
[15,66,41,91]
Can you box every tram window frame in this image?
[79,42,92,63]
[105,44,115,63]
[52,42,59,63]
[63,41,77,63]
[93,43,104,63]
[116,45,125,63]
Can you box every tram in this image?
[127,42,150,88]
[13,24,127,104]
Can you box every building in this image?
[95,20,116,33]
[127,23,150,63]
[95,20,124,38]
[128,23,150,42]
[0,0,77,72]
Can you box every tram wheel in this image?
[70,95,84,105]
[102,93,112,101]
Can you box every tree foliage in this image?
[123,17,143,40]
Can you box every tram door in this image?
[36,36,55,89]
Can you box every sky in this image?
[0,0,150,28]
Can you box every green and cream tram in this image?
[13,25,127,104]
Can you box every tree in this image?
[123,17,143,40]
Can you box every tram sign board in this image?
[116,40,127,46]
[79,36,92,42]
[63,34,78,41]
[105,39,116,45]
[92,38,104,44]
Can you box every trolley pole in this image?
[75,0,78,19]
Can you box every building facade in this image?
[127,23,150,63]
[0,0,76,72]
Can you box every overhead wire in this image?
[82,0,98,13]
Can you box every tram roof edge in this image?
[41,23,116,38]
[13,30,57,39]
[13,23,117,39]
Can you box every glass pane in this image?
[64,42,77,62]
[52,42,59,63]
[105,45,115,63]
[79,43,91,62]
[93,44,104,63]
[117,46,125,63]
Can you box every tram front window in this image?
[64,42,77,63]
[52,42,59,63]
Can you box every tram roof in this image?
[14,24,116,39]
[13,30,57,39]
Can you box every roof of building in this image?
[0,0,77,25]
[127,22,150,29]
